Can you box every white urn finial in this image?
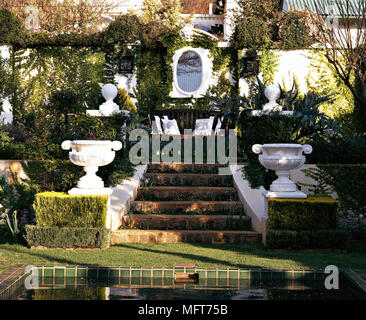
[102,84,118,101]
[99,84,120,116]
[263,84,282,112]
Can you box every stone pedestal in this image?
[262,190,307,199]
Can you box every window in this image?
[177,51,203,93]
[170,47,213,98]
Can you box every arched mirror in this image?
[176,50,203,93]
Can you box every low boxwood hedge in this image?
[24,225,111,249]
[267,196,339,231]
[267,229,350,250]
[34,192,108,228]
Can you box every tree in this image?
[306,0,366,131]
[0,0,114,33]
[236,0,280,21]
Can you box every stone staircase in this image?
[111,163,260,244]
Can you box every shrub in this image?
[0,9,29,45]
[302,165,366,216]
[306,135,366,164]
[0,142,67,160]
[233,17,271,50]
[266,230,299,249]
[267,196,339,231]
[98,158,135,187]
[277,11,313,49]
[267,229,349,250]
[33,192,108,228]
[0,174,38,229]
[21,161,83,192]
[24,225,111,249]
[308,230,350,250]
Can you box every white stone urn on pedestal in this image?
[252,143,313,198]
[251,84,294,116]
[61,140,122,195]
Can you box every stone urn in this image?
[62,140,122,192]
[252,143,313,198]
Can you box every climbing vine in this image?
[134,29,234,115]
[258,47,280,85]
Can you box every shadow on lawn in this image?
[113,243,274,269]
[2,242,366,271]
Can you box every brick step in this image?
[136,186,239,201]
[111,230,260,244]
[131,201,244,214]
[147,163,223,174]
[131,214,252,231]
[144,173,233,187]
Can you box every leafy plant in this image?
[0,211,20,243]
[208,77,337,189]
[0,174,38,224]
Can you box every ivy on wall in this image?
[258,47,280,85]
[134,30,235,115]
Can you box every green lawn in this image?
[1,242,366,275]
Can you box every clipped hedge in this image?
[267,196,339,231]
[267,229,350,250]
[25,226,111,249]
[34,192,108,228]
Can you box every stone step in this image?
[131,201,244,214]
[147,163,223,174]
[111,230,260,244]
[131,214,252,231]
[136,186,239,201]
[144,173,233,187]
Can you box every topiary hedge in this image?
[25,226,111,249]
[266,229,350,250]
[267,196,339,231]
[33,192,108,228]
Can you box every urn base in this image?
[68,188,113,196]
[263,190,307,199]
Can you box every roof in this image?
[283,0,363,16]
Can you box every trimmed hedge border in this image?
[267,196,339,231]
[266,229,350,250]
[34,192,108,228]
[24,226,111,249]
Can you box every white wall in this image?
[239,49,313,96]
[0,46,12,124]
